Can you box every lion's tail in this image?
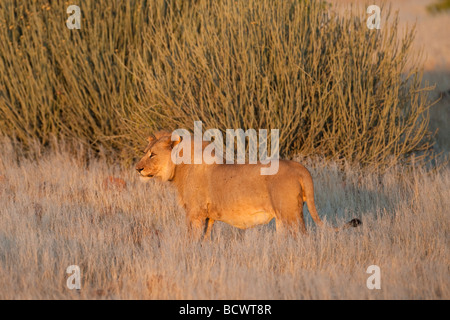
[300,170,325,228]
[300,171,361,231]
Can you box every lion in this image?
[135,130,361,239]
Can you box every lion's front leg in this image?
[203,218,215,241]
[185,208,209,240]
[186,217,204,240]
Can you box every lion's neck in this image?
[170,163,188,194]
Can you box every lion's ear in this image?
[160,134,183,149]
[147,136,156,144]
[171,134,183,148]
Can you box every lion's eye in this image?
[149,153,156,159]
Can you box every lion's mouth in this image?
[138,171,154,178]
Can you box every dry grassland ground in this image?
[0,141,448,299]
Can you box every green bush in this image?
[0,0,435,169]
[427,0,450,13]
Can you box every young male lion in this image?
[136,131,361,239]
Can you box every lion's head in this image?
[135,131,180,182]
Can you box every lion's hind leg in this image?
[271,187,307,236]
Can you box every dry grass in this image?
[0,140,448,300]
[331,0,450,155]
[0,0,448,300]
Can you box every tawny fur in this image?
[136,131,360,239]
